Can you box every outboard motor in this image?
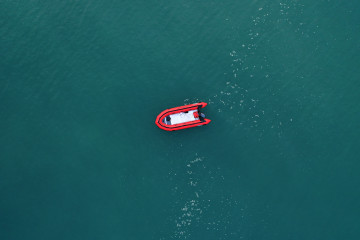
[199,113,206,122]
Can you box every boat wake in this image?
[183,2,304,139]
[163,154,247,239]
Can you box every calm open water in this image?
[1,0,360,239]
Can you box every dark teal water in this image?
[1,1,360,239]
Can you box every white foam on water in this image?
[165,153,249,239]
[205,2,304,138]
[171,155,205,239]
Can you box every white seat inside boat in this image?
[169,110,198,125]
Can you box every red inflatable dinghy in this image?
[155,102,211,131]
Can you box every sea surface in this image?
[1,1,360,239]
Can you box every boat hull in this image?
[155,102,211,131]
